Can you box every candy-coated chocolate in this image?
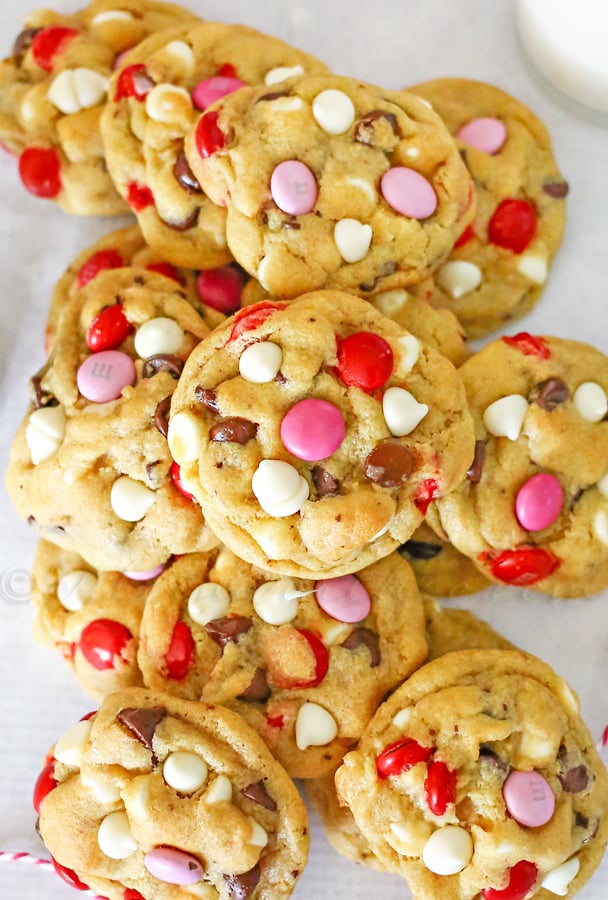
[143,846,203,885]
[164,621,195,679]
[337,331,393,392]
[123,563,166,581]
[502,332,550,360]
[126,181,154,211]
[86,304,133,352]
[502,770,555,826]
[196,266,244,314]
[482,860,538,900]
[280,398,345,461]
[78,619,132,671]
[376,739,433,779]
[52,857,90,891]
[77,350,135,402]
[114,64,154,102]
[380,167,437,219]
[78,249,124,288]
[270,160,318,216]
[515,473,563,531]
[315,574,371,623]
[229,301,286,342]
[454,223,475,248]
[425,760,457,816]
[288,630,329,688]
[195,111,226,158]
[33,759,57,813]
[456,116,507,154]
[31,26,78,71]
[170,461,197,501]
[19,147,62,198]
[488,547,560,585]
[488,199,537,253]
[192,76,245,110]
[146,261,183,285]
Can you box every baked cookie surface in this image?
[399,522,491,597]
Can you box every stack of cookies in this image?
[2,3,608,899]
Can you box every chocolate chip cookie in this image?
[399,522,491,597]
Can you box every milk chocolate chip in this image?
[210,417,258,444]
[363,442,413,487]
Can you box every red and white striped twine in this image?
[0,851,106,898]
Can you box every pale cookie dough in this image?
[430,334,608,598]
[37,687,309,899]
[6,267,219,571]
[100,21,329,267]
[0,0,198,214]
[184,74,474,297]
[137,547,427,779]
[407,78,567,339]
[335,649,608,900]
[399,522,491,597]
[168,292,475,578]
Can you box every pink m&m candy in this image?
[77,350,135,402]
[270,160,317,216]
[123,563,167,581]
[315,575,371,623]
[192,76,246,110]
[515,472,563,531]
[380,167,437,219]
[456,117,507,154]
[280,398,345,462]
[144,846,203,884]
[503,770,555,827]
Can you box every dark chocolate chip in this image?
[117,706,167,765]
[283,220,301,230]
[530,377,570,411]
[12,27,41,57]
[238,667,271,701]
[174,150,203,194]
[29,372,57,409]
[466,440,486,483]
[132,67,155,96]
[575,812,588,830]
[195,386,220,411]
[359,260,398,292]
[478,746,509,773]
[255,90,289,103]
[363,441,414,487]
[205,615,253,649]
[142,355,184,379]
[559,765,589,793]
[154,394,172,437]
[312,466,339,498]
[241,780,277,811]
[354,109,398,145]
[165,208,199,232]
[399,539,442,561]
[543,181,569,199]
[223,864,261,900]
[341,628,381,667]
[145,460,163,482]
[210,417,258,444]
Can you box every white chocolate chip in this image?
[345,177,376,204]
[334,218,372,263]
[257,256,271,291]
[79,771,121,804]
[405,146,421,158]
[54,718,93,768]
[57,570,97,612]
[597,473,608,497]
[134,317,184,359]
[163,752,208,794]
[253,578,299,625]
[557,681,579,714]
[145,83,192,124]
[203,774,232,805]
[391,707,412,730]
[97,810,137,860]
[388,820,432,856]
[517,732,555,764]
[483,394,528,440]
[436,260,482,299]
[373,290,408,317]
[239,341,282,383]
[318,620,352,645]
[251,460,309,517]
[163,40,195,74]
[573,381,608,422]
[422,826,473,875]
[187,583,231,625]
[395,334,420,376]
[312,89,356,135]
[248,817,268,848]
[593,508,608,545]
[48,68,108,114]
[110,476,155,522]
[268,96,304,113]
[541,857,580,896]
[167,410,205,464]
[25,405,66,465]
[91,10,134,25]
[264,65,304,85]
[382,387,428,436]
[128,775,150,819]
[295,702,338,750]
[517,253,548,284]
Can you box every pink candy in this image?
[280,398,345,461]
[270,160,318,216]
[315,575,371,623]
[144,847,203,884]
[122,563,167,581]
[191,76,245,111]
[76,350,135,403]
[503,770,555,827]
[456,117,507,154]
[380,167,437,219]
[515,473,563,531]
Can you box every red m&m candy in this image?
[126,181,154,211]
[86,304,133,352]
[425,760,457,816]
[114,64,154,101]
[482,860,538,900]
[78,619,132,670]
[31,26,78,71]
[33,759,57,813]
[170,461,196,501]
[146,261,184,284]
[52,857,90,891]
[291,630,329,688]
[228,301,286,342]
[195,110,226,158]
[337,332,393,392]
[376,738,433,779]
[164,621,195,679]
[78,249,124,288]
[488,199,537,254]
[197,266,245,314]
[19,147,61,198]
[488,547,560,586]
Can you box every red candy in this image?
[126,181,154,211]
[78,619,132,671]
[488,199,537,254]
[19,146,61,198]
[33,759,57,813]
[266,714,284,729]
[502,332,550,360]
[170,461,196,501]
[78,249,124,288]
[52,857,90,891]
[602,724,608,748]
[164,621,195,679]
[487,548,560,586]
[195,111,226,158]
[31,26,78,71]
[86,304,133,352]
[376,739,433,779]
[146,261,184,284]
[218,62,238,78]
[114,64,153,101]
[228,301,286,342]
[482,860,538,900]
[414,478,440,515]
[197,266,245,314]
[454,223,475,248]
[337,332,393,392]
[289,630,329,688]
[424,760,457,816]
[124,892,146,900]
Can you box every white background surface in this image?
[0,1,607,898]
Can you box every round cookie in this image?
[36,687,309,899]
[6,267,219,571]
[335,649,608,900]
[100,21,329,268]
[399,522,491,597]
[137,546,428,779]
[0,0,198,214]
[30,539,155,699]
[167,292,475,579]
[183,74,475,297]
[430,333,608,598]
[406,78,567,339]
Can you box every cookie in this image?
[100,21,329,268]
[0,0,198,214]
[429,333,608,598]
[399,522,491,597]
[30,539,153,699]
[407,78,567,338]
[6,267,219,571]
[422,594,517,659]
[137,546,427,779]
[335,649,608,900]
[183,74,475,297]
[168,292,475,578]
[36,687,309,899]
